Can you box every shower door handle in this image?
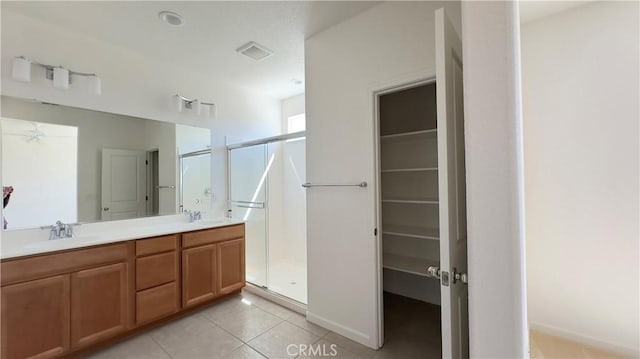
[235,204,261,209]
[231,201,265,209]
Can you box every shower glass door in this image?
[229,144,268,287]
[179,151,212,214]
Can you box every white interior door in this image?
[436,7,469,359]
[101,148,147,221]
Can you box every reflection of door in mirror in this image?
[1,118,78,229]
[101,148,147,221]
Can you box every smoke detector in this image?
[236,42,273,61]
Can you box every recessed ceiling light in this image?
[158,11,184,26]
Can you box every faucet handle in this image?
[65,224,73,237]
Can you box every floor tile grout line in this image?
[245,340,272,359]
[147,332,177,359]
[198,308,286,348]
[284,317,330,338]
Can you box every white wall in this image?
[305,1,460,348]
[522,2,639,355]
[281,94,305,133]
[1,119,77,229]
[1,9,282,218]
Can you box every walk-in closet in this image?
[379,82,442,356]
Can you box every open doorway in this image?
[146,149,159,216]
[374,8,468,357]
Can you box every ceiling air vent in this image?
[236,41,273,60]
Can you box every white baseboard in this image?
[530,321,640,357]
[242,284,307,315]
[306,311,376,350]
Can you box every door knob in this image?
[453,267,468,284]
[427,265,441,279]
[103,207,109,211]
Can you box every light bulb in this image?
[87,76,101,96]
[53,67,69,90]
[12,57,31,82]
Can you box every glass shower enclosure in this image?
[179,149,212,214]
[228,132,307,303]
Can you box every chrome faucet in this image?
[48,220,74,240]
[184,210,202,223]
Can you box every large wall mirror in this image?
[1,96,211,230]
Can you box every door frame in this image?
[372,74,436,348]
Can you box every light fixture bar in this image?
[12,56,101,95]
[175,93,214,106]
[174,93,215,118]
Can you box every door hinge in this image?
[145,195,148,201]
[374,228,378,236]
[145,160,148,165]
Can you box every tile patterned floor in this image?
[87,289,635,359]
[88,290,384,359]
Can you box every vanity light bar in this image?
[12,56,101,95]
[174,93,215,118]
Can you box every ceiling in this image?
[2,1,380,100]
[519,1,592,24]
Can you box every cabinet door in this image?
[182,244,217,308]
[217,238,245,294]
[71,262,130,348]
[1,275,70,359]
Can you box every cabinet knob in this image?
[103,207,109,211]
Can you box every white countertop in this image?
[0,215,244,260]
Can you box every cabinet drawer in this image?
[136,282,178,325]
[136,252,177,291]
[1,243,132,286]
[136,235,178,257]
[182,225,244,249]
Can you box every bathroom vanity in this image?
[0,220,245,359]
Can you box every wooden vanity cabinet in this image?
[71,262,131,348]
[0,242,133,358]
[182,224,245,307]
[0,224,245,358]
[0,275,70,359]
[218,238,245,295]
[135,235,180,325]
[182,244,218,307]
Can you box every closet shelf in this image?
[381,167,438,173]
[383,253,439,278]
[382,225,439,240]
[380,129,437,140]
[382,197,439,204]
